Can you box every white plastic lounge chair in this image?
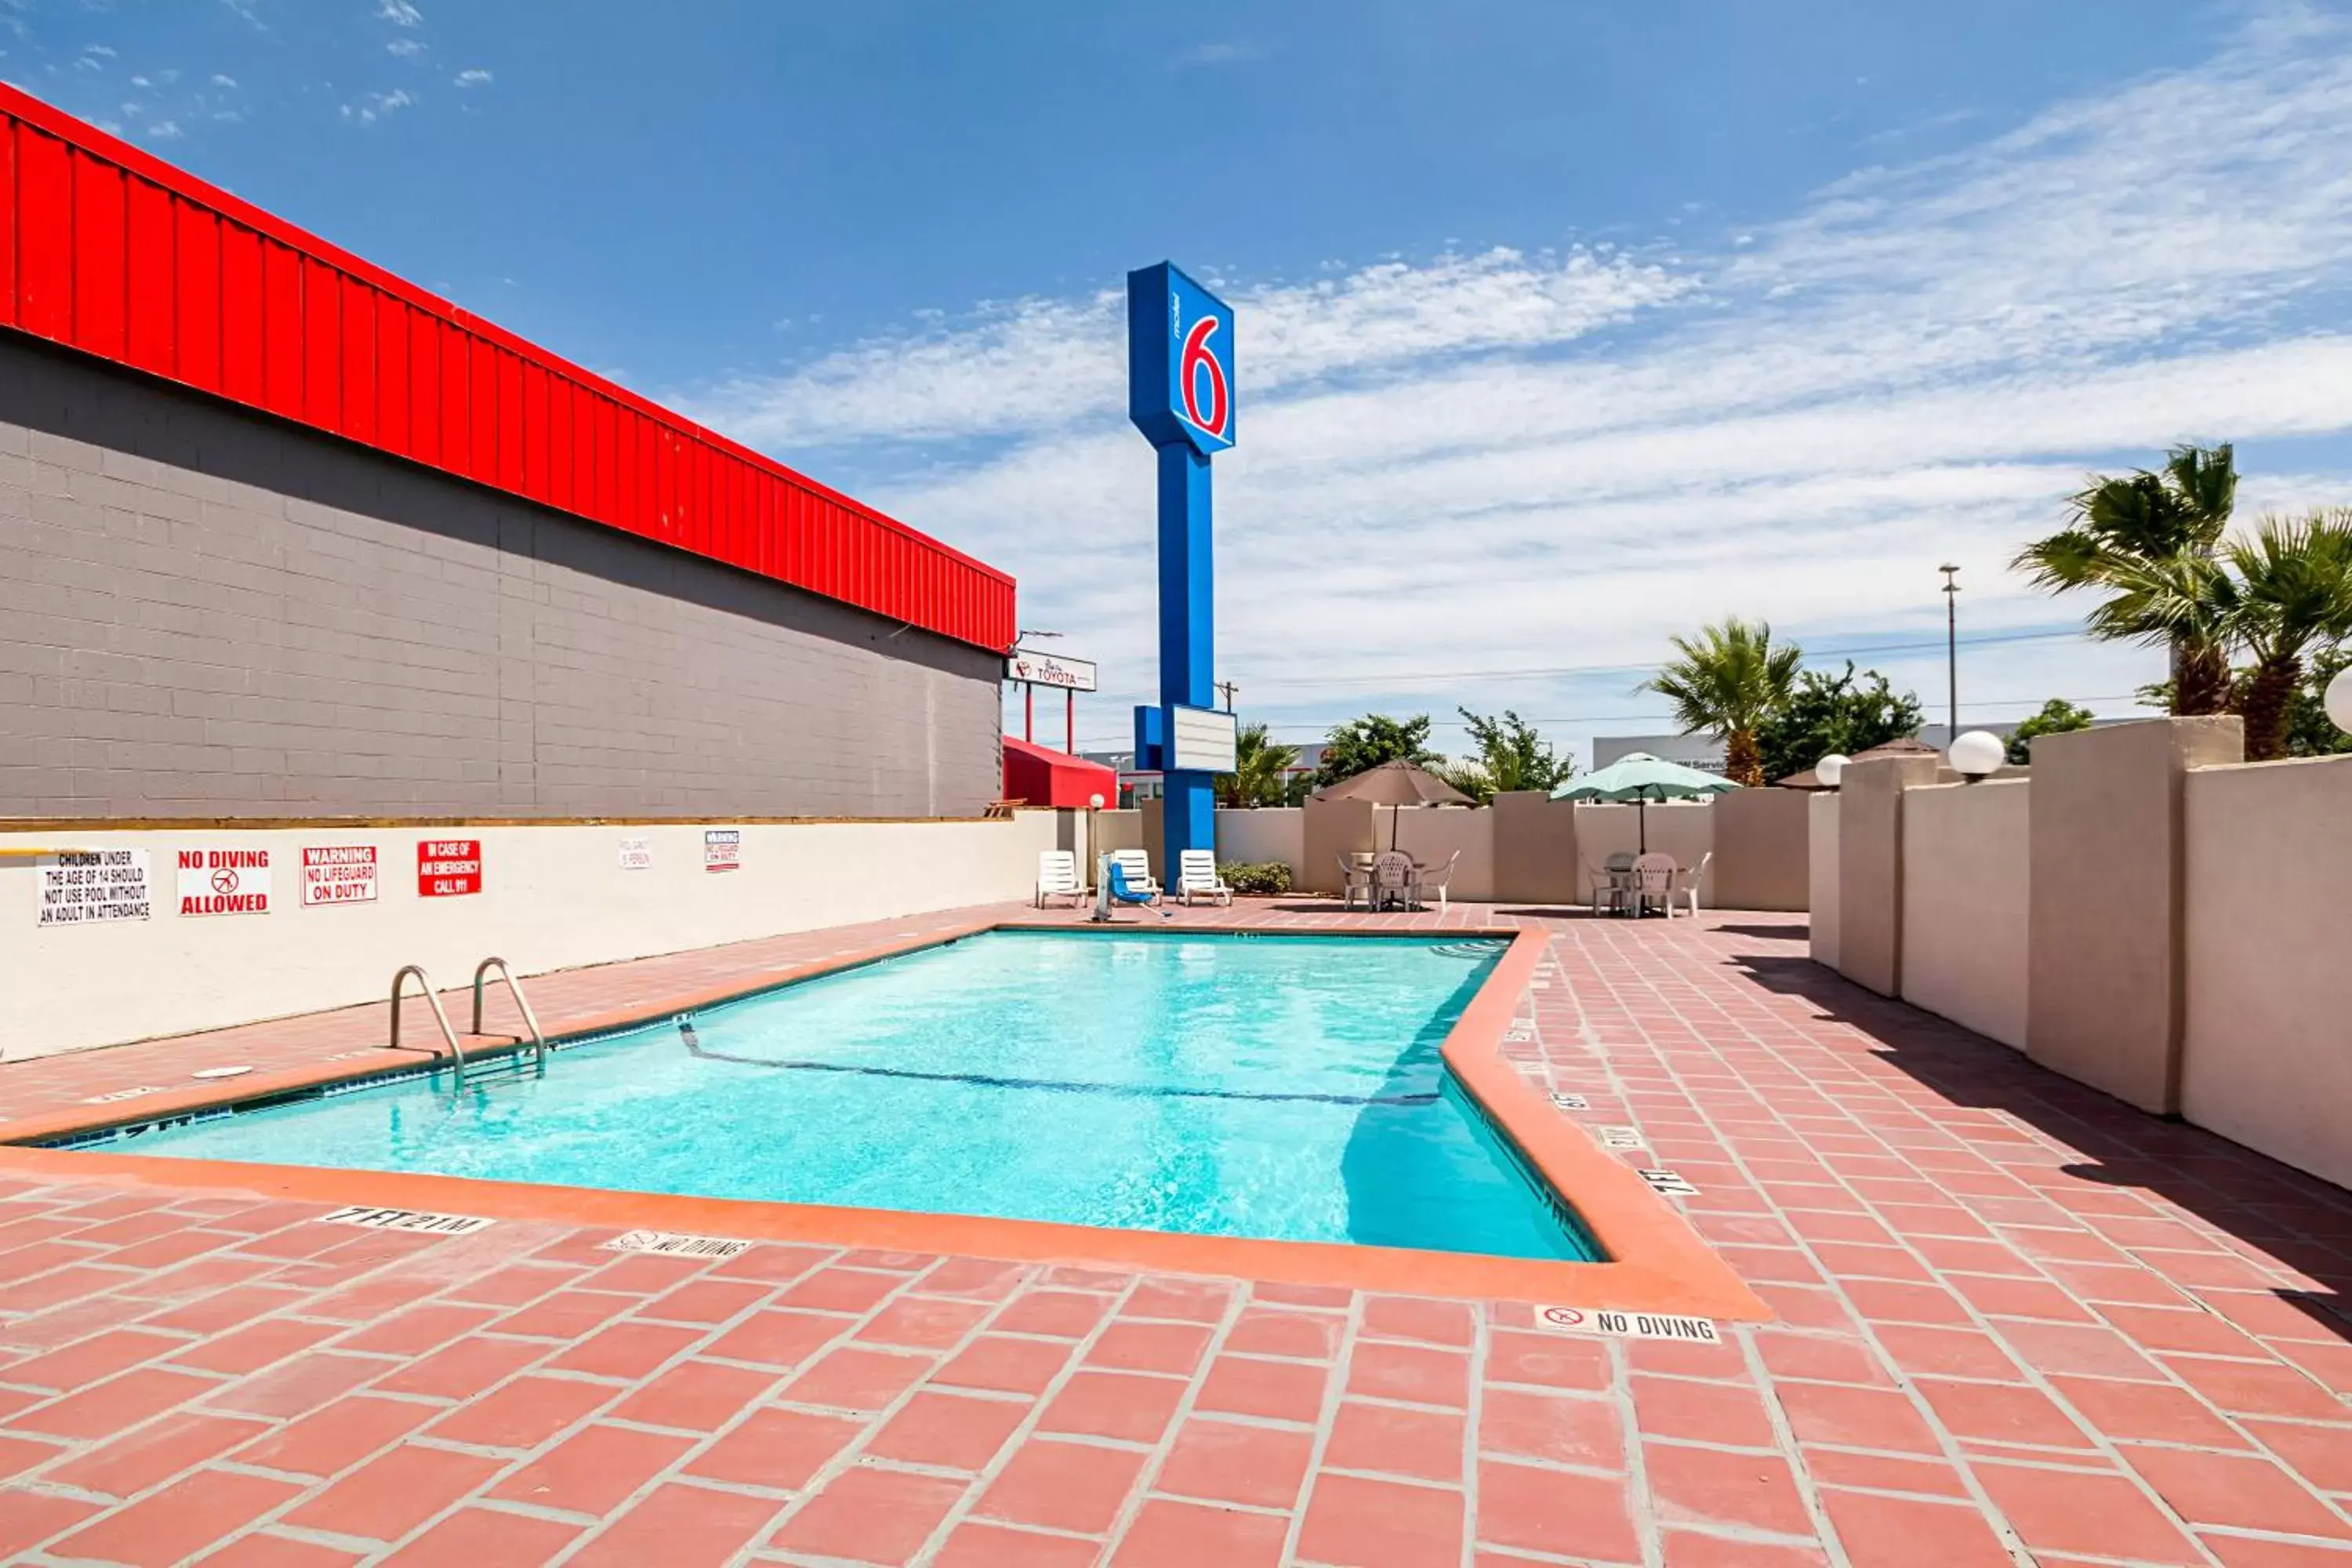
[1632,852,1678,918]
[1668,851,1711,919]
[1176,849,1233,907]
[1372,850,1416,912]
[1338,853,1374,911]
[1415,850,1462,913]
[1034,849,1086,909]
[1109,849,1163,904]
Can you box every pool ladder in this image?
[388,958,548,1087]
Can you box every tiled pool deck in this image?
[0,902,2347,1567]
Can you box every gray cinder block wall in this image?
[0,336,1003,819]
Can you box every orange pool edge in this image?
[0,921,1769,1319]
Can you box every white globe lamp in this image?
[1088,793,1105,810]
[1813,753,1849,789]
[2325,666,2352,738]
[1949,730,2006,781]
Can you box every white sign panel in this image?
[38,849,153,927]
[602,1229,753,1259]
[1004,649,1098,692]
[704,829,742,873]
[618,836,654,871]
[301,845,379,907]
[1168,704,1240,772]
[176,848,273,916]
[1536,1305,1720,1343]
[318,1205,495,1236]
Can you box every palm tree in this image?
[1642,619,1803,787]
[1217,723,1298,808]
[2214,511,2352,760]
[2013,443,2237,714]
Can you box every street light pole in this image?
[1940,564,1961,742]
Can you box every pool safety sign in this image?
[1537,1306,1720,1344]
[38,849,152,926]
[301,845,379,907]
[418,839,483,898]
[618,836,653,871]
[703,829,742,873]
[176,848,272,916]
[603,1229,752,1259]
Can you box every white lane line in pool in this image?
[1549,1092,1590,1110]
[318,1205,495,1236]
[1639,1168,1700,1197]
[602,1229,754,1260]
[1535,1305,1719,1343]
[1599,1125,1646,1150]
[82,1086,169,1105]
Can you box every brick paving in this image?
[0,901,2347,1566]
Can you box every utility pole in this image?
[1214,680,1238,713]
[1940,564,1961,743]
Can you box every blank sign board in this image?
[1168,706,1239,772]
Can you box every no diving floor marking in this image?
[1537,1305,1719,1342]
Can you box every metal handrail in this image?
[389,964,466,1082]
[471,957,548,1074]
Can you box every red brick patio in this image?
[1,902,2347,1566]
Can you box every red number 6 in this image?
[1180,316,1229,439]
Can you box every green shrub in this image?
[1221,861,1293,895]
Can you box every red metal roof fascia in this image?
[0,84,1015,651]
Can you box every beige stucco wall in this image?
[1571,802,1715,906]
[1808,791,1840,968]
[1490,792,1581,907]
[1900,780,2031,1049]
[1385,808,1497,902]
[2025,717,2241,1115]
[2,812,1060,1060]
[1835,755,1940,997]
[1300,797,1377,894]
[1214,808,1307,883]
[1711,789,1811,912]
[2180,754,2352,1189]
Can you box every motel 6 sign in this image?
[1128,263,1236,454]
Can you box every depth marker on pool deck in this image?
[603,1230,754,1260]
[1599,1125,1646,1150]
[318,1205,495,1236]
[82,1086,168,1105]
[1536,1305,1719,1343]
[1550,1092,1589,1110]
[1640,1168,1700,1196]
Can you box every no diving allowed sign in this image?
[1537,1305,1719,1343]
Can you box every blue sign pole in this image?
[1127,262,1236,883]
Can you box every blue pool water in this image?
[107,931,1596,1261]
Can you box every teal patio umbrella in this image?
[1551,752,1740,853]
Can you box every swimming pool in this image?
[103,931,1598,1262]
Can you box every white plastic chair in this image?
[1584,855,1631,916]
[1668,851,1711,919]
[1372,850,1417,911]
[1632,852,1677,918]
[1109,849,1163,903]
[1414,850,1462,913]
[1337,853,1374,911]
[1176,849,1233,907]
[1034,849,1086,909]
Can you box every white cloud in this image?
[679,4,2352,755]
[144,118,182,140]
[387,37,424,58]
[1173,42,1264,69]
[377,0,422,24]
[339,86,413,125]
[453,67,490,87]
[210,72,235,87]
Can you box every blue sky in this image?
[12,0,2352,762]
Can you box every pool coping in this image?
[0,920,1769,1319]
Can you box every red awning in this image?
[1002,738,1120,809]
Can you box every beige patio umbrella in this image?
[1313,760,1473,849]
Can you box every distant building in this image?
[1595,720,2133,782]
